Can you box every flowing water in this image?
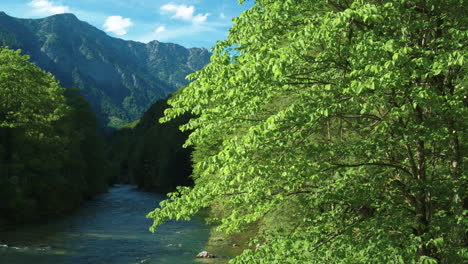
[0,185,215,264]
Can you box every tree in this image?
[0,47,66,131]
[148,1,466,263]
[0,46,67,178]
[0,47,67,165]
[0,47,69,220]
[0,48,109,222]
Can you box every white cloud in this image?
[155,26,166,33]
[161,4,194,21]
[103,16,133,36]
[193,13,209,24]
[220,12,226,19]
[136,20,232,44]
[28,0,69,15]
[160,4,210,24]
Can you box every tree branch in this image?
[309,217,364,252]
[329,162,413,177]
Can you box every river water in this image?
[0,185,214,264]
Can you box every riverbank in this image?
[191,205,258,263]
[200,229,254,263]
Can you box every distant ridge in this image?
[0,12,211,127]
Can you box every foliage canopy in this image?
[148,0,467,263]
[0,47,66,131]
[0,47,109,222]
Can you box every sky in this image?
[0,0,254,49]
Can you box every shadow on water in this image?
[0,185,219,264]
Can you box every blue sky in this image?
[0,0,254,48]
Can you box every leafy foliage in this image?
[0,48,65,131]
[148,0,467,263]
[0,48,109,223]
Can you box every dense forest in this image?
[0,48,109,224]
[147,0,467,263]
[107,98,193,192]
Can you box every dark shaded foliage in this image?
[107,99,192,192]
[0,48,109,223]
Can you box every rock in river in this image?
[196,251,216,258]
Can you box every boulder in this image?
[196,251,216,258]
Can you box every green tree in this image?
[0,47,69,220]
[0,47,66,131]
[0,48,108,222]
[0,47,67,168]
[148,1,466,263]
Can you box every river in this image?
[0,185,216,264]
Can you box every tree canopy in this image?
[148,0,466,263]
[0,47,109,222]
[0,47,66,131]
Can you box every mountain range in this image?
[0,11,210,127]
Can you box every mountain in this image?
[0,11,210,127]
